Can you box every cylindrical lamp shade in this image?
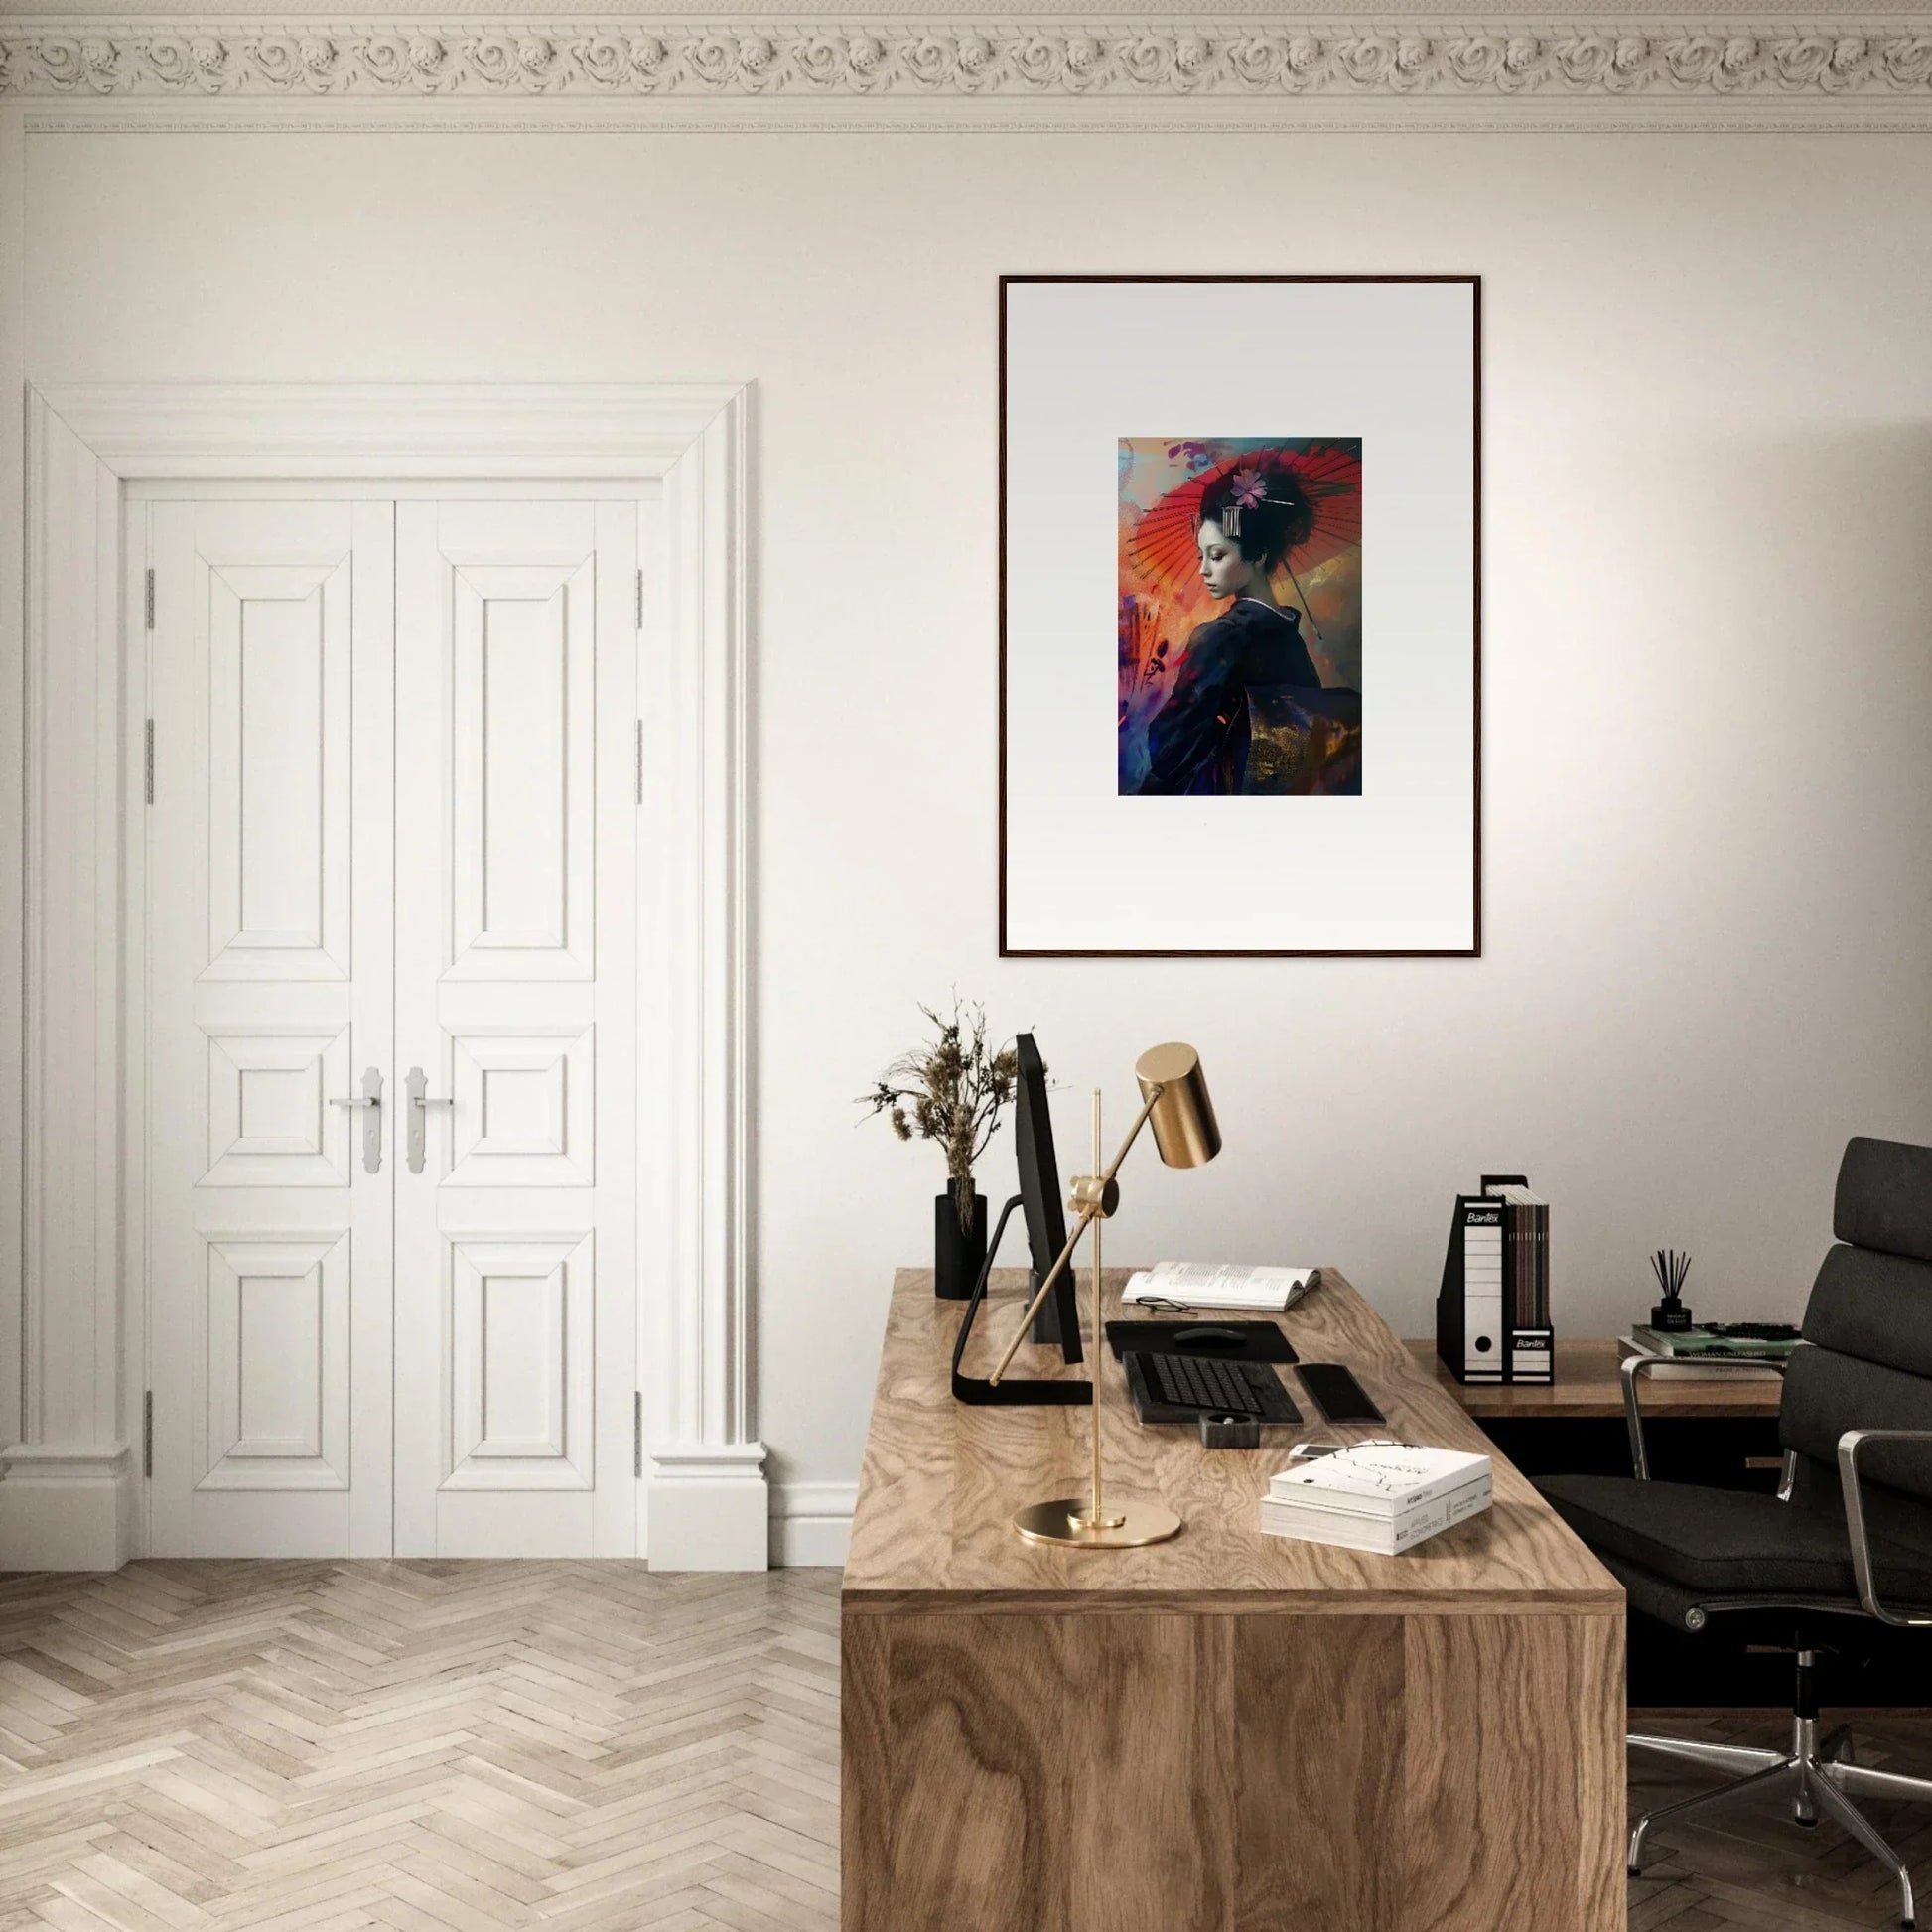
[1134,1042,1221,1169]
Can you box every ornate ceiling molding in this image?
[5,16,1932,121]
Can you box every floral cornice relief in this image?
[3,21,1931,98]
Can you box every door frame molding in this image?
[4,381,765,1571]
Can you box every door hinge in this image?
[144,720,155,805]
[144,568,155,631]
[633,1392,643,1479]
[142,1391,154,1478]
[635,567,644,631]
[634,720,644,806]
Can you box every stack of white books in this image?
[1122,1261,1317,1312]
[1260,1444,1492,1555]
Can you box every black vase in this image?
[934,1183,989,1300]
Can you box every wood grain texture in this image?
[839,1613,1322,1931]
[1402,1612,1626,1932]
[1232,1614,1404,1932]
[886,1615,1063,1930]
[844,1269,1621,1613]
[1408,1337,1784,1419]
[1063,1615,1230,1931]
[839,1610,891,1932]
[842,1609,1626,1931]
[857,1613,1238,1931]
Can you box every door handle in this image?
[329,1066,385,1174]
[405,1065,454,1176]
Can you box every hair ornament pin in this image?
[1223,467,1267,537]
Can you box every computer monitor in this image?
[948,1032,1090,1405]
[1014,1034,1083,1363]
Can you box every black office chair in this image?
[1538,1136,1932,1929]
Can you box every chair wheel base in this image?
[1796,1816,1818,1829]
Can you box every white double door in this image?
[146,495,639,1558]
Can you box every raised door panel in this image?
[446,1028,595,1188]
[202,561,352,982]
[449,559,595,981]
[446,1233,594,1490]
[202,1026,352,1187]
[147,499,394,1560]
[200,1233,350,1491]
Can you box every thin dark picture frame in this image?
[997,272,1482,959]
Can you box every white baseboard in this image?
[770,1480,855,1569]
[0,1445,136,1571]
[0,1444,850,1573]
[645,1444,770,1571]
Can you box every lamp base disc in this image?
[1011,1497,1182,1549]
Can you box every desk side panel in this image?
[1065,1613,1234,1929]
[1403,1611,1626,1932]
[847,1611,1232,1931]
[841,1611,892,1932]
[1233,1613,1405,1932]
[842,1605,1621,1932]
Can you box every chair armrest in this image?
[1837,1429,1932,1628]
[1621,1351,1789,1481]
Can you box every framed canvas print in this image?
[999,274,1480,956]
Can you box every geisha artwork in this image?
[1118,439,1362,797]
[1001,273,1477,957]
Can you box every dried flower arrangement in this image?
[860,998,1021,1232]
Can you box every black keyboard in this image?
[1127,1350,1302,1423]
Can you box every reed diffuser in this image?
[1649,1248,1694,1332]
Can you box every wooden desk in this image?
[843,1269,1625,1932]
[1406,1336,1784,1420]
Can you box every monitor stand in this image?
[1029,1270,1070,1346]
[951,1196,1091,1407]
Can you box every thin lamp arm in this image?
[987,1085,1165,1387]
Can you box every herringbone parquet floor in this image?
[0,1562,1927,1930]
[0,1563,840,1932]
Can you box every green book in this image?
[1630,1325,1797,1360]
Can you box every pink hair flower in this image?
[1230,468,1267,509]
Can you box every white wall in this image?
[23,127,1932,1523]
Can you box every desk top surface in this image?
[1407,1337,1785,1420]
[843,1268,1621,1616]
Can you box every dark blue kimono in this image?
[1139,600,1321,796]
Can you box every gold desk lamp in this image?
[987,1041,1221,1549]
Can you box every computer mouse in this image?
[1173,1325,1246,1349]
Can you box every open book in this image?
[1122,1261,1318,1312]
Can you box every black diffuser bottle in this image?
[1650,1248,1694,1332]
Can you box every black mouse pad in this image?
[1104,1319,1298,1364]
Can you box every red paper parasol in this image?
[1125,443,1362,600]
